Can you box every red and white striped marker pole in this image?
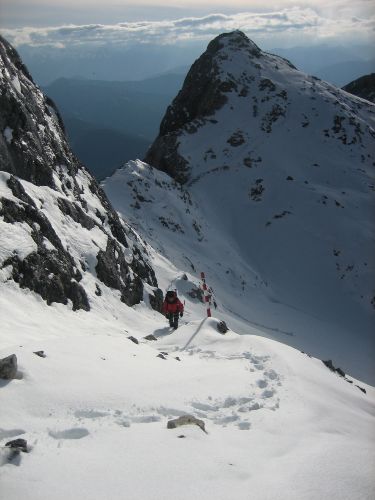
[200,271,212,318]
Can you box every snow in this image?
[45,105,63,145]
[11,75,21,94]
[0,219,37,264]
[0,278,374,500]
[3,126,13,143]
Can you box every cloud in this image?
[1,7,374,49]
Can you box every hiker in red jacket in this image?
[162,290,184,330]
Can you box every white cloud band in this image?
[1,8,374,48]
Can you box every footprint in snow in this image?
[261,389,275,399]
[264,369,278,381]
[237,421,251,430]
[239,401,263,412]
[130,415,161,423]
[49,428,90,440]
[74,409,109,419]
[191,401,219,412]
[257,379,268,389]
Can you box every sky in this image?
[1,0,374,49]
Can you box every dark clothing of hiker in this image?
[162,291,184,329]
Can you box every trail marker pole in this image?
[200,272,212,317]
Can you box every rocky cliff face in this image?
[0,35,159,310]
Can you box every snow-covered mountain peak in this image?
[0,36,160,311]
[145,30,374,185]
[206,30,262,63]
[108,32,375,382]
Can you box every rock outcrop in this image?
[167,415,207,433]
[0,36,161,310]
[0,354,18,380]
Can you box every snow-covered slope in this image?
[1,286,374,500]
[0,35,160,312]
[104,31,375,383]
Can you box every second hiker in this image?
[162,290,184,330]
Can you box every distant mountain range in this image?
[274,45,375,87]
[63,117,150,180]
[43,73,186,179]
[343,73,375,104]
[16,40,375,87]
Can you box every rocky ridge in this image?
[0,36,160,310]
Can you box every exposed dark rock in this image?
[323,359,339,373]
[250,179,265,201]
[0,36,159,312]
[0,354,17,379]
[259,79,276,92]
[167,415,207,433]
[188,287,204,301]
[1,190,90,310]
[149,288,163,312]
[217,321,229,334]
[33,351,46,358]
[145,31,260,183]
[5,438,28,453]
[127,336,139,345]
[95,238,143,306]
[144,133,189,184]
[227,130,245,147]
[144,334,157,341]
[322,360,351,383]
[157,353,167,360]
[57,198,96,230]
[356,385,367,394]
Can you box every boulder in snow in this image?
[33,351,46,358]
[217,321,229,334]
[0,354,18,380]
[144,334,157,341]
[322,359,345,377]
[5,438,28,453]
[149,288,164,312]
[127,336,139,345]
[167,415,207,433]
